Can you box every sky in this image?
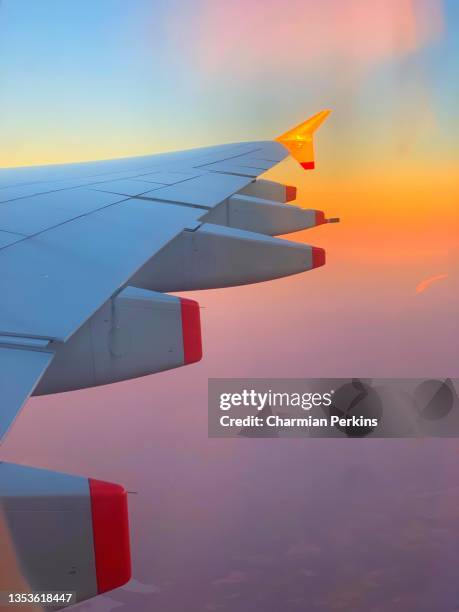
[1,1,458,611]
[0,0,457,167]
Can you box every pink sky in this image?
[184,0,443,76]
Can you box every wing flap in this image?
[0,346,53,441]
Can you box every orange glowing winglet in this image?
[275,109,331,170]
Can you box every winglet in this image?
[275,109,331,170]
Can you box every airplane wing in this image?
[0,140,285,438]
[0,111,332,607]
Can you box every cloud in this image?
[285,541,322,559]
[416,273,448,294]
[182,0,444,78]
[212,570,249,586]
[122,578,161,594]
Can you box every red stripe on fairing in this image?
[312,246,326,268]
[89,479,131,594]
[301,161,315,170]
[315,210,326,225]
[180,298,203,364]
[285,185,297,202]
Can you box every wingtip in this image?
[300,109,332,134]
[275,109,331,171]
[275,109,331,142]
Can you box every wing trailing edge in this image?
[0,344,54,443]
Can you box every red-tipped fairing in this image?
[89,479,131,594]
[180,297,203,364]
